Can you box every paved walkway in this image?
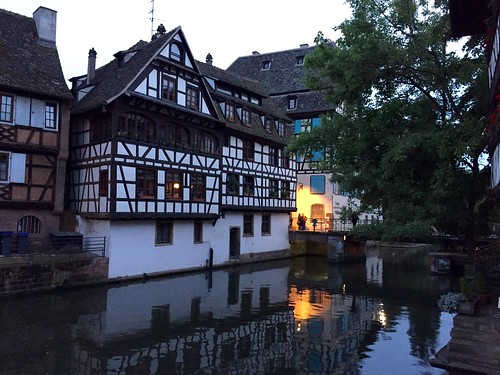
[431,299,500,374]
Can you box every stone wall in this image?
[0,254,108,297]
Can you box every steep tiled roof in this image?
[71,28,179,115]
[197,61,292,145]
[227,45,336,115]
[0,8,72,100]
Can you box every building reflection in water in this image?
[0,254,452,374]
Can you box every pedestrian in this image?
[351,212,359,227]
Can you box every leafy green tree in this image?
[287,0,493,246]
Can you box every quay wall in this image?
[0,254,109,297]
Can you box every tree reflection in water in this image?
[0,251,453,374]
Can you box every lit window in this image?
[243,214,254,236]
[190,174,205,201]
[99,170,108,196]
[137,168,156,199]
[166,171,182,199]
[261,214,271,235]
[225,103,235,122]
[194,220,203,243]
[186,87,199,110]
[17,215,41,234]
[45,103,57,129]
[156,221,173,245]
[262,61,271,70]
[162,75,176,102]
[0,152,8,181]
[0,94,13,123]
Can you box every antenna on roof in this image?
[150,0,155,37]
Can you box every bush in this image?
[437,292,466,313]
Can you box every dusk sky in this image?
[0,0,352,85]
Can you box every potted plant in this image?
[474,271,489,305]
[457,276,476,315]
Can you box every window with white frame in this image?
[45,103,57,129]
[0,93,14,123]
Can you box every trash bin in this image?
[17,232,28,254]
[0,231,14,256]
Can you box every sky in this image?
[0,0,352,84]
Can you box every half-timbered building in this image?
[0,7,73,251]
[227,45,379,230]
[68,27,295,279]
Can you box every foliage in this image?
[460,277,473,301]
[287,0,494,246]
[437,292,466,313]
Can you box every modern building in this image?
[227,45,374,231]
[0,7,73,251]
[68,26,295,279]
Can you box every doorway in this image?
[229,227,240,260]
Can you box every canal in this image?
[0,247,456,374]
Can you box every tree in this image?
[287,0,494,246]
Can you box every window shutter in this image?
[10,153,26,183]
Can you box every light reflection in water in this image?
[0,253,452,374]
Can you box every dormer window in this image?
[276,121,285,137]
[262,61,271,70]
[162,75,177,102]
[241,109,251,126]
[225,103,235,122]
[186,87,199,111]
[296,56,304,65]
[264,118,272,133]
[288,97,297,110]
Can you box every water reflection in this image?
[0,251,453,374]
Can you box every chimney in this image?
[252,51,260,56]
[206,53,213,65]
[87,48,97,84]
[33,7,57,46]
[300,44,309,48]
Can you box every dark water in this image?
[0,250,456,375]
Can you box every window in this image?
[170,43,182,62]
[99,170,108,196]
[276,121,285,137]
[288,97,297,109]
[194,220,203,243]
[0,94,13,123]
[261,214,271,235]
[90,115,112,142]
[264,118,272,133]
[311,204,325,221]
[261,61,271,70]
[269,148,279,166]
[225,103,235,122]
[118,113,155,142]
[296,56,304,65]
[243,214,254,236]
[281,181,290,199]
[186,87,199,111]
[282,153,290,169]
[45,103,57,129]
[227,173,240,195]
[268,179,278,198]
[241,109,251,126]
[243,176,254,196]
[194,131,218,155]
[137,168,156,199]
[17,215,41,234]
[156,221,173,245]
[0,152,8,181]
[310,175,326,194]
[166,171,182,199]
[162,75,176,102]
[242,140,254,161]
[190,174,205,201]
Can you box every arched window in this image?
[194,131,218,155]
[17,215,41,234]
[170,43,182,62]
[117,113,155,142]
